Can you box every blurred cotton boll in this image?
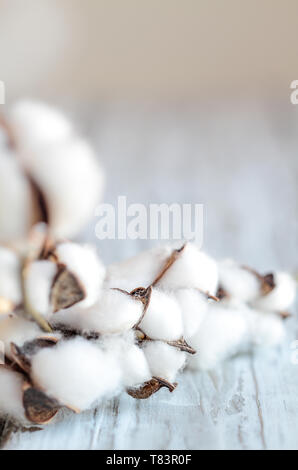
[0,100,105,243]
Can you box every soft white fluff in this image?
[0,315,50,359]
[106,244,218,295]
[9,100,72,153]
[25,137,104,239]
[246,310,286,348]
[55,243,106,308]
[0,247,22,306]
[0,367,26,422]
[218,259,260,303]
[25,260,57,316]
[100,332,151,388]
[142,341,186,382]
[52,289,143,335]
[31,337,122,411]
[2,100,105,241]
[253,272,297,312]
[0,150,32,243]
[139,289,183,341]
[188,304,248,371]
[157,244,219,295]
[105,245,173,291]
[188,302,287,371]
[174,288,208,340]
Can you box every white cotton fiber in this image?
[25,137,104,239]
[188,304,248,371]
[100,332,151,388]
[142,341,186,382]
[31,337,122,411]
[52,289,143,335]
[9,100,72,153]
[25,260,57,316]
[253,272,297,312]
[157,244,219,295]
[174,288,208,340]
[218,259,260,303]
[55,243,106,309]
[139,289,183,341]
[0,367,26,422]
[0,315,47,359]
[0,247,22,306]
[0,150,32,243]
[105,245,173,291]
[119,342,151,387]
[247,310,286,348]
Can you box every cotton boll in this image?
[9,100,72,153]
[120,343,151,387]
[253,272,296,312]
[26,137,104,239]
[174,288,208,340]
[0,315,57,359]
[106,245,173,291]
[139,289,183,342]
[101,333,151,388]
[55,243,105,308]
[157,244,219,295]
[0,247,22,307]
[31,337,122,411]
[0,150,32,242]
[142,341,186,382]
[218,259,260,303]
[52,289,143,335]
[25,260,57,316]
[0,367,26,422]
[247,310,286,348]
[188,305,248,371]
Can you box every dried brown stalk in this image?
[127,377,177,399]
[166,338,196,355]
[130,286,152,328]
[216,286,229,301]
[242,266,276,296]
[111,286,153,329]
[135,330,196,355]
[151,244,186,287]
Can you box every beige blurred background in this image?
[0,0,298,103]
[0,0,297,271]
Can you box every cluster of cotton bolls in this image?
[0,101,296,429]
[106,244,297,372]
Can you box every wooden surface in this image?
[2,101,298,450]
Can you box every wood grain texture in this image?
[2,102,298,450]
